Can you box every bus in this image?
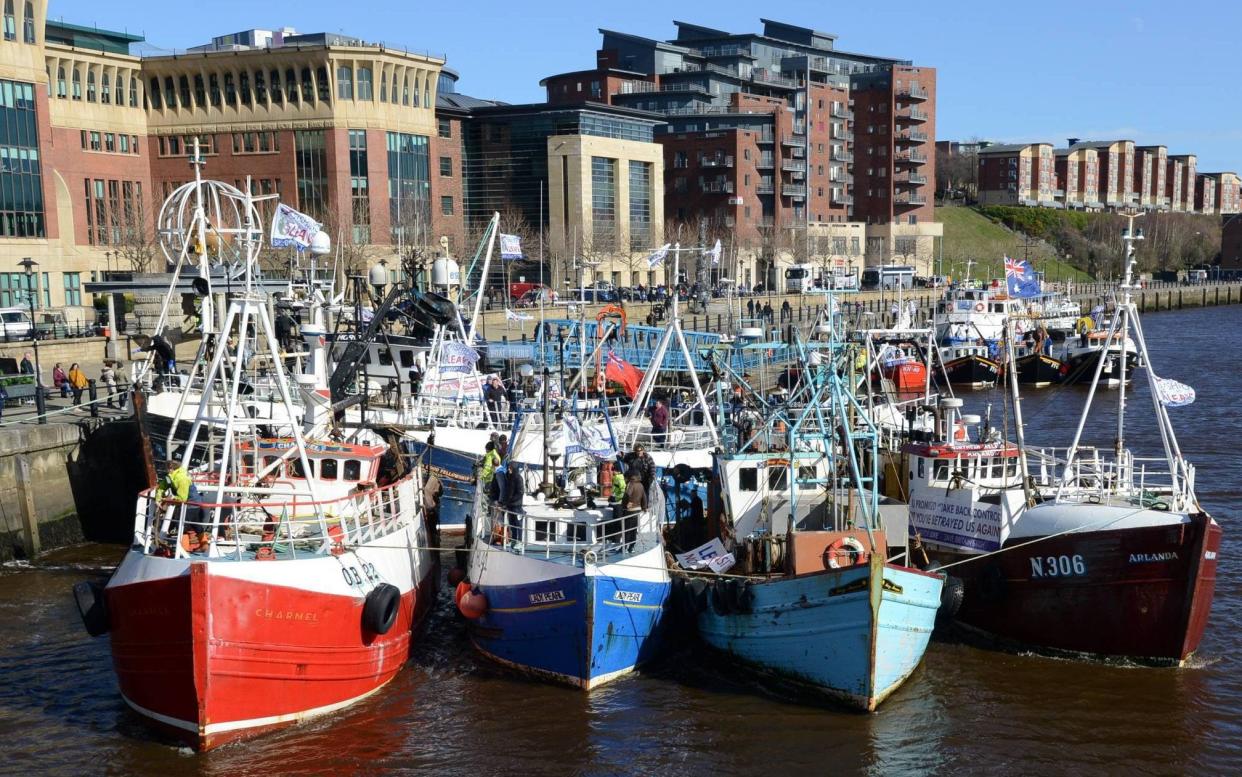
[785,264,816,293]
[861,265,915,291]
[785,265,859,293]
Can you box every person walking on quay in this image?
[781,299,792,322]
[100,361,118,409]
[763,301,774,324]
[649,397,670,446]
[19,351,33,375]
[52,362,68,398]
[747,298,756,319]
[67,362,89,406]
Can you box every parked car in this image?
[515,288,557,308]
[0,307,33,340]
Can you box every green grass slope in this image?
[938,204,1093,282]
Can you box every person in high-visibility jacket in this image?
[480,441,502,486]
[157,457,192,502]
[611,467,627,502]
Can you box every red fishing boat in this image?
[73,164,436,749]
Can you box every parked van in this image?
[0,308,33,340]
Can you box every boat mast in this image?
[1114,213,1142,470]
[1004,316,1035,507]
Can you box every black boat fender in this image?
[938,575,965,621]
[73,581,110,637]
[362,583,401,635]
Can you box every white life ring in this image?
[974,302,985,312]
[824,536,869,569]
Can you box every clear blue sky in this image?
[48,0,1242,171]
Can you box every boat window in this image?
[534,520,553,542]
[320,458,338,480]
[400,349,415,368]
[768,467,788,491]
[378,349,393,366]
[991,458,1004,478]
[262,455,280,475]
[738,467,758,492]
[290,458,313,478]
[344,459,362,480]
[933,459,949,481]
[1007,457,1019,478]
[570,522,586,542]
[361,350,371,365]
[242,453,254,473]
[798,465,816,483]
[917,458,925,479]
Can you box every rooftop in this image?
[45,20,143,55]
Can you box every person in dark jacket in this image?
[649,398,670,446]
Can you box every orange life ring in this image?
[596,305,627,337]
[824,536,869,569]
[974,302,985,312]
[955,424,967,441]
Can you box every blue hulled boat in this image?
[462,413,670,689]
[681,303,942,710]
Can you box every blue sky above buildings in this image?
[49,0,1242,171]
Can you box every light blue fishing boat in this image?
[682,301,942,710]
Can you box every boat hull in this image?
[1062,348,1138,385]
[947,513,1221,664]
[105,535,436,750]
[696,561,942,710]
[940,354,1000,388]
[467,544,670,689]
[404,439,476,532]
[1012,353,1069,387]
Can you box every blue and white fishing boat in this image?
[681,300,942,710]
[461,403,670,689]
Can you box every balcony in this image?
[756,182,775,194]
[790,146,805,158]
[831,190,854,205]
[756,156,775,169]
[896,130,928,144]
[895,151,927,165]
[906,172,927,185]
[758,131,775,144]
[830,104,852,119]
[700,181,735,194]
[751,69,799,89]
[700,155,734,168]
[782,159,807,172]
[836,130,854,142]
[781,135,803,147]
[830,148,854,163]
[782,184,807,198]
[829,172,854,185]
[895,193,927,206]
[618,81,657,94]
[900,85,929,101]
[898,108,929,123]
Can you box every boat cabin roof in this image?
[901,441,1019,460]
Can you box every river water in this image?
[2,306,1238,776]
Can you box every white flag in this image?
[505,308,534,322]
[705,238,722,266]
[270,203,321,249]
[1153,375,1195,407]
[499,233,523,260]
[647,243,671,268]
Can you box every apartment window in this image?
[3,0,13,41]
[337,66,353,100]
[208,73,220,107]
[119,134,129,153]
[22,0,33,43]
[89,131,101,151]
[223,73,236,106]
[357,67,373,100]
[349,129,370,244]
[386,131,430,243]
[743,148,750,161]
[402,74,409,105]
[440,195,454,215]
[253,70,266,105]
[390,73,399,104]
[168,136,180,155]
[591,156,617,251]
[101,73,111,104]
[317,67,330,103]
[438,117,451,138]
[129,77,137,107]
[628,160,652,250]
[439,156,452,177]
[56,67,65,98]
[284,69,296,104]
[72,69,82,100]
[269,69,282,104]
[104,133,115,152]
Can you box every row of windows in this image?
[0,271,49,308]
[335,64,434,109]
[157,134,215,157]
[80,130,141,155]
[2,0,34,44]
[349,129,370,244]
[52,64,140,108]
[148,67,331,111]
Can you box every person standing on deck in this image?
[483,376,506,428]
[649,398,670,446]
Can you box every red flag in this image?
[605,351,644,399]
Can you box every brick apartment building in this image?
[539,18,942,281]
[1222,214,1242,272]
[1135,145,1167,209]
[976,143,1055,207]
[1,4,454,318]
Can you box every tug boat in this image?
[72,169,436,750]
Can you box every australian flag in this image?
[1004,256,1041,298]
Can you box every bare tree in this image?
[113,187,159,274]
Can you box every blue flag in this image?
[1004,256,1041,298]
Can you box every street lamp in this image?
[18,257,46,424]
[104,250,113,279]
